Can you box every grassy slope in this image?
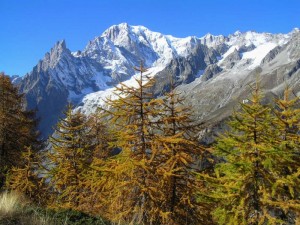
[0,191,111,225]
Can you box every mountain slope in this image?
[16,24,300,138]
[178,30,300,142]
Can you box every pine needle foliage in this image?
[211,83,300,225]
[6,147,47,205]
[76,113,115,214]
[88,67,213,224]
[0,73,40,189]
[47,104,93,209]
[86,113,114,159]
[265,87,300,222]
[89,62,164,224]
[152,81,214,224]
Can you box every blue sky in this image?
[0,0,299,76]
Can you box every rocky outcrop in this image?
[261,46,283,64]
[16,24,299,139]
[238,43,256,53]
[19,40,107,138]
[178,41,300,144]
[201,64,222,81]
[221,49,241,69]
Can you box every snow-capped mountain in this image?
[177,29,300,142]
[16,23,300,138]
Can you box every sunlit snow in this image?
[72,24,296,115]
[77,66,164,115]
[241,43,277,69]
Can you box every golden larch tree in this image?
[47,104,93,209]
[0,73,40,189]
[151,80,214,224]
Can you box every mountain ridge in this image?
[15,23,300,138]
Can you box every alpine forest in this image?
[1,64,299,225]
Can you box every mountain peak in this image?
[101,23,131,38]
[17,23,300,139]
[111,22,131,31]
[204,33,213,37]
[49,40,68,57]
[292,27,299,33]
[40,39,71,70]
[54,40,67,50]
[118,22,130,28]
[233,30,242,36]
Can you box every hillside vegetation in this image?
[1,68,299,224]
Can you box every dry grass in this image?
[0,191,110,225]
[0,191,24,217]
[0,191,53,225]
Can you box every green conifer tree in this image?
[264,87,300,222]
[211,83,283,225]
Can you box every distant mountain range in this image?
[14,23,300,139]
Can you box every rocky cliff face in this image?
[177,31,300,141]
[18,40,108,137]
[16,24,300,138]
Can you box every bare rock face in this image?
[178,33,300,143]
[261,46,283,65]
[239,43,256,52]
[221,49,242,69]
[152,43,219,95]
[19,40,106,138]
[16,24,300,139]
[201,64,223,82]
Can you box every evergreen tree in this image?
[88,62,165,224]
[211,83,300,224]
[152,81,214,224]
[265,87,300,222]
[0,73,40,189]
[6,146,47,205]
[47,104,93,209]
[87,113,114,159]
[76,112,114,214]
[87,68,213,224]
